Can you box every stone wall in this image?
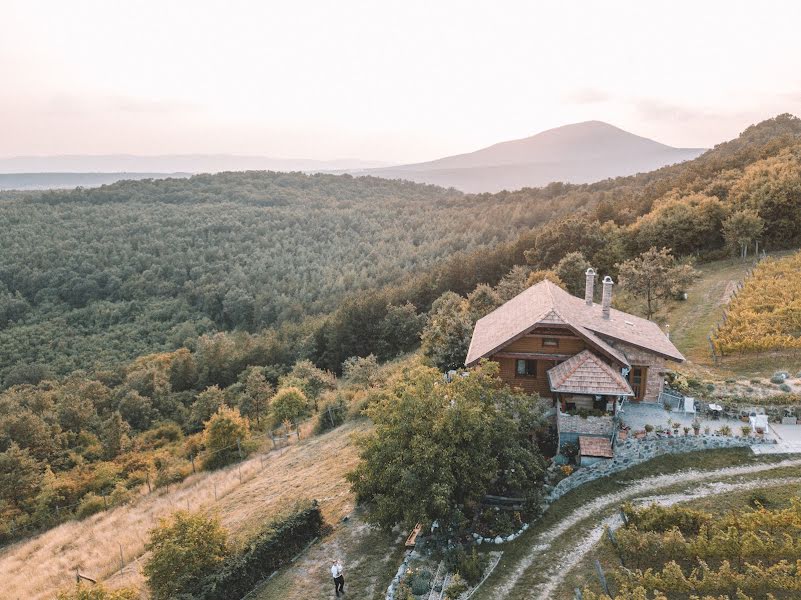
[605,339,668,402]
[545,435,774,501]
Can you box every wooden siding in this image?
[504,333,586,355]
[494,355,557,397]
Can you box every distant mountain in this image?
[0,172,190,191]
[364,121,706,193]
[0,154,387,176]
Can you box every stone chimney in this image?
[601,276,614,320]
[584,267,596,306]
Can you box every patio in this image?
[618,400,772,439]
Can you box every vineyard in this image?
[584,500,801,599]
[712,252,801,355]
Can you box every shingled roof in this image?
[465,279,684,366]
[579,436,614,458]
[547,350,634,396]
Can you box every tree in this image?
[420,292,473,371]
[554,251,592,297]
[144,510,229,599]
[100,411,131,459]
[722,209,764,259]
[269,387,310,428]
[526,269,565,288]
[524,215,606,269]
[494,265,532,302]
[465,284,501,322]
[378,302,425,359]
[241,368,274,427]
[202,405,251,469]
[279,360,336,407]
[347,362,546,537]
[341,354,381,388]
[0,442,43,509]
[188,385,226,432]
[617,247,699,319]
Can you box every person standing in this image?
[331,559,345,596]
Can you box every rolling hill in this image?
[366,120,706,192]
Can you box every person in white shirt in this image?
[331,559,345,596]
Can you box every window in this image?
[516,359,536,377]
[628,366,647,400]
[542,337,559,348]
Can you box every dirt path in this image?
[481,457,801,600]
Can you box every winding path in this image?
[481,457,801,600]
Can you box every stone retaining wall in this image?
[546,435,774,501]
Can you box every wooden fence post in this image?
[237,438,244,459]
[594,559,610,596]
[191,454,196,474]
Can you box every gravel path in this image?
[482,457,801,600]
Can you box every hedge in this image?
[181,500,324,600]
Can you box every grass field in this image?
[0,420,367,600]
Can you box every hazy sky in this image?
[3,0,801,163]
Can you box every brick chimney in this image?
[601,276,614,320]
[584,267,596,306]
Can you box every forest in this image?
[0,171,588,382]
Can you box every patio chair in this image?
[683,397,696,415]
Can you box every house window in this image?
[628,366,647,400]
[542,337,559,348]
[516,359,537,377]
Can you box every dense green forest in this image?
[0,172,587,382]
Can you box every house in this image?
[465,269,684,457]
[466,269,684,405]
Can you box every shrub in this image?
[560,442,579,463]
[410,569,432,595]
[314,393,348,434]
[454,546,484,586]
[644,424,654,433]
[716,425,732,436]
[779,383,792,392]
[76,492,106,519]
[560,465,574,477]
[269,387,310,427]
[144,510,229,599]
[445,573,469,599]
[741,425,752,437]
[189,501,324,600]
[109,481,134,506]
[770,374,786,384]
[202,405,252,470]
[56,583,139,600]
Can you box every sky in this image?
[2,0,801,163]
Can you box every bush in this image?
[202,405,252,470]
[741,425,752,437]
[779,383,792,392]
[409,569,432,595]
[56,583,139,600]
[269,387,310,427]
[560,442,579,463]
[144,510,229,599]
[445,574,469,599]
[644,424,654,433]
[189,501,324,600]
[314,393,348,434]
[771,374,786,384]
[76,492,106,519]
[453,546,484,586]
[716,425,732,436]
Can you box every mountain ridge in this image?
[365,120,706,192]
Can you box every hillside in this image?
[366,121,705,192]
[0,172,190,191]
[0,172,583,382]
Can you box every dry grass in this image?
[0,420,367,600]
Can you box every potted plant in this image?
[683,426,690,436]
[740,425,752,437]
[644,424,654,438]
[692,419,701,435]
[704,426,711,435]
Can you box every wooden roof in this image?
[579,436,614,458]
[547,350,634,397]
[465,279,684,366]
